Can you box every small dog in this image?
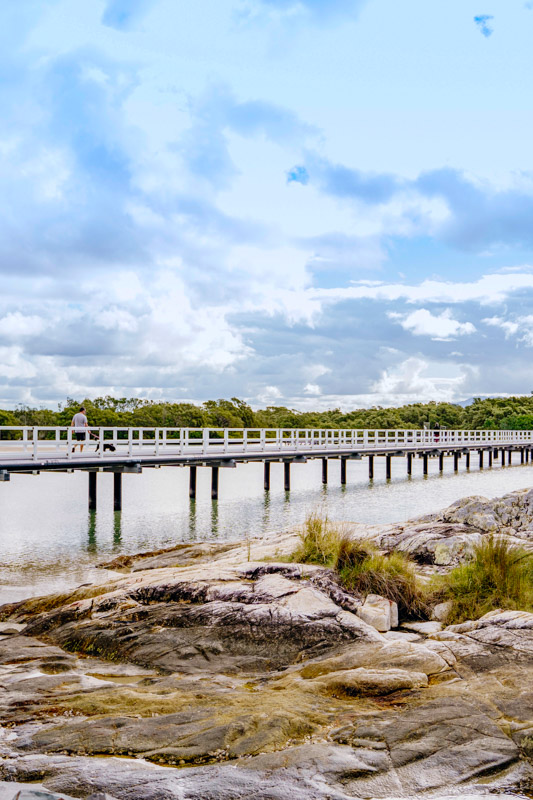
[91,434,117,453]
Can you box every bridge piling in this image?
[422,454,428,476]
[501,449,505,467]
[340,457,347,485]
[368,455,374,480]
[264,461,270,491]
[453,452,460,472]
[88,471,97,511]
[284,461,291,491]
[322,458,328,484]
[113,472,122,511]
[407,453,412,476]
[521,449,525,465]
[488,450,493,467]
[439,452,444,471]
[386,455,392,480]
[508,450,512,465]
[189,466,197,499]
[465,451,470,469]
[479,450,484,469]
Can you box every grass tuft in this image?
[292,514,427,618]
[431,535,533,623]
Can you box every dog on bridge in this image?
[89,432,117,453]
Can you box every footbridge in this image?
[0,426,532,510]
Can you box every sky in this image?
[2,0,533,410]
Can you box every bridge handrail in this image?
[0,426,532,462]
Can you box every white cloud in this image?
[389,308,476,340]
[0,312,48,337]
[371,357,474,404]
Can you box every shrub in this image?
[432,535,533,623]
[292,514,427,618]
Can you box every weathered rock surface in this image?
[2,493,533,798]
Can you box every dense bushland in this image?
[3,393,533,430]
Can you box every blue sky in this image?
[2,0,533,409]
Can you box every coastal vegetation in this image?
[3,394,533,430]
[432,535,533,623]
[292,514,533,624]
[291,514,427,618]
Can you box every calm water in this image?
[1,454,533,604]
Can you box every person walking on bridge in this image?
[71,407,89,453]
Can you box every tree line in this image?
[2,394,533,430]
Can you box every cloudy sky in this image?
[2,0,533,410]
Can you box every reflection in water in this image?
[188,499,197,541]
[113,512,122,549]
[211,501,219,538]
[87,512,97,553]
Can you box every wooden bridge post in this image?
[453,451,460,472]
[189,466,197,499]
[508,450,512,465]
[368,455,374,480]
[478,450,484,469]
[422,454,428,476]
[465,451,470,469]
[211,466,219,500]
[386,455,391,480]
[501,449,505,467]
[439,452,444,471]
[488,450,493,467]
[284,461,291,491]
[340,457,347,485]
[113,472,122,511]
[322,458,328,484]
[264,461,271,491]
[406,453,412,476]
[521,449,525,465]
[88,471,97,511]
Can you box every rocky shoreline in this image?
[1,490,533,799]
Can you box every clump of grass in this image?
[292,514,427,618]
[291,513,344,566]
[431,535,533,624]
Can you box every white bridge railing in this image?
[0,427,533,463]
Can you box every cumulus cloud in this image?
[388,309,476,340]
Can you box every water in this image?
[1,454,533,604]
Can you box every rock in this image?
[314,666,428,696]
[357,594,398,632]
[431,601,453,623]
[401,621,443,635]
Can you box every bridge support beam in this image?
[478,450,484,469]
[113,472,122,511]
[439,452,444,472]
[211,466,219,500]
[88,471,97,511]
[264,461,270,491]
[386,455,391,480]
[189,466,197,499]
[368,455,374,480]
[322,458,328,484]
[407,453,412,476]
[521,449,525,465]
[488,450,493,467]
[501,449,505,467]
[508,450,512,465]
[341,457,347,485]
[465,451,470,469]
[284,461,291,491]
[453,451,460,472]
[422,454,428,476]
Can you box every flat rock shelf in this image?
[1,491,533,798]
